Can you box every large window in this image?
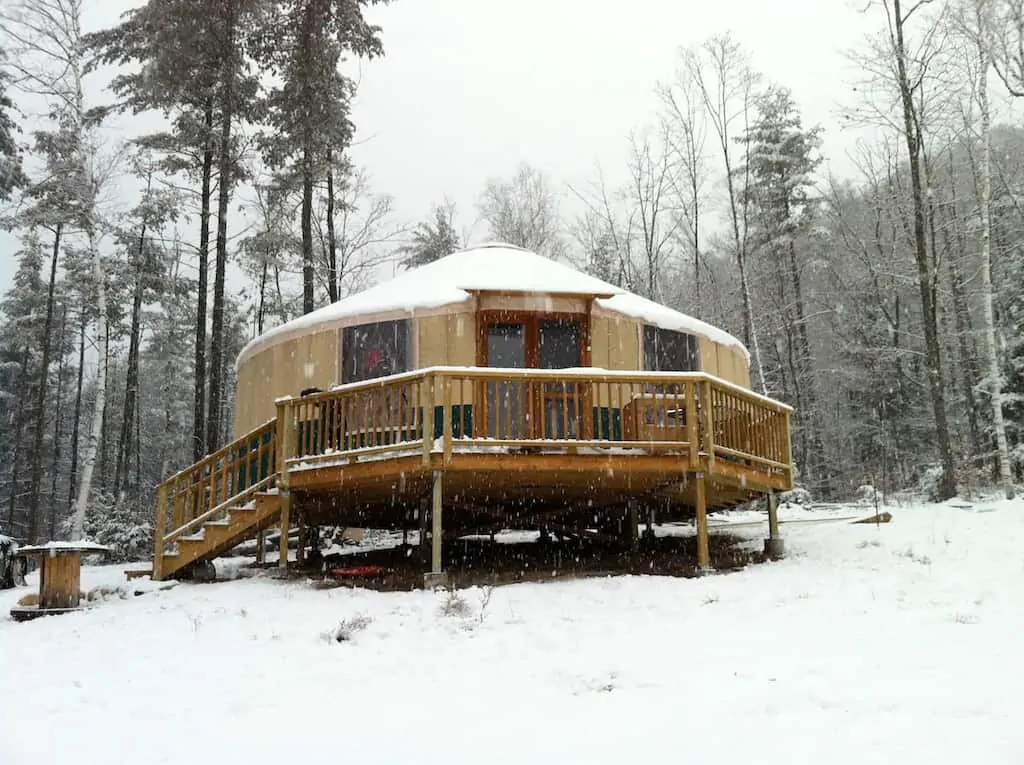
[341,319,411,383]
[643,325,698,372]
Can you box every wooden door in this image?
[480,314,589,440]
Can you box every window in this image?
[341,319,411,383]
[643,325,698,372]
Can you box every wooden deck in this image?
[150,368,793,581]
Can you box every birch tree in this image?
[957,0,1015,495]
[2,0,111,539]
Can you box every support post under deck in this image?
[764,492,785,559]
[278,490,291,571]
[424,470,447,588]
[695,472,711,573]
[627,500,639,552]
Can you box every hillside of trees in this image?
[1,0,1023,556]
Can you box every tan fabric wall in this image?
[418,311,474,404]
[699,337,719,378]
[417,311,475,367]
[233,305,753,437]
[233,329,338,436]
[695,337,752,388]
[590,315,641,406]
[732,346,751,387]
[605,316,640,370]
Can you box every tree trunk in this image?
[114,220,147,499]
[49,305,68,538]
[67,312,86,512]
[207,5,237,456]
[71,237,108,540]
[193,102,214,463]
[786,236,824,487]
[892,0,957,500]
[257,258,268,335]
[99,320,112,490]
[26,223,62,542]
[5,345,30,531]
[326,149,339,303]
[302,141,315,314]
[977,42,1014,495]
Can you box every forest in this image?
[0,0,1022,558]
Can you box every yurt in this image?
[151,243,792,582]
[233,243,752,436]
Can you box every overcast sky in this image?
[1,0,878,290]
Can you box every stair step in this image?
[205,519,231,527]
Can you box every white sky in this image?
[0,0,879,291]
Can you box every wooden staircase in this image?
[150,417,285,581]
[157,488,282,580]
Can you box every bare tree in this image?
[986,0,1024,95]
[313,165,403,300]
[657,57,710,316]
[675,33,768,393]
[568,165,638,289]
[477,162,564,257]
[862,0,958,499]
[627,127,681,302]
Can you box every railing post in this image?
[700,379,716,471]
[276,399,296,572]
[153,482,168,580]
[782,410,794,489]
[422,373,435,466]
[442,373,453,463]
[686,380,700,469]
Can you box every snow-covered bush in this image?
[83,494,153,563]
[322,614,373,643]
[917,465,946,502]
[778,486,812,510]
[855,484,884,506]
[1010,443,1024,480]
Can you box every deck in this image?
[151,367,793,581]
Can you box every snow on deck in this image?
[2,497,1023,764]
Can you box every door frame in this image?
[476,309,593,439]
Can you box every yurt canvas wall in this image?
[234,329,337,435]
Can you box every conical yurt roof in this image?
[235,242,748,368]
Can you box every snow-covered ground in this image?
[2,496,1023,764]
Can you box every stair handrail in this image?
[162,475,278,546]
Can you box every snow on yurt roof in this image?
[235,242,748,367]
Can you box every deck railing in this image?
[153,367,793,575]
[281,367,793,481]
